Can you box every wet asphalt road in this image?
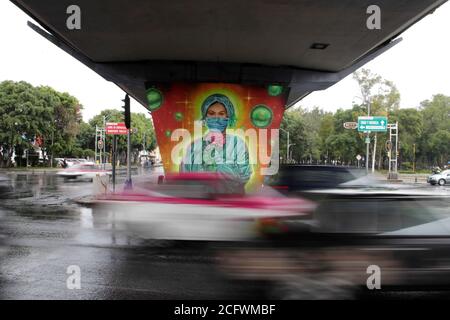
[1,171,450,300]
[0,171,244,300]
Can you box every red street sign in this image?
[106,122,128,135]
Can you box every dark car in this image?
[219,185,450,299]
[265,165,366,193]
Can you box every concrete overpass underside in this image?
[11,0,447,107]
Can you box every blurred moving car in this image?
[219,178,450,299]
[266,165,366,193]
[91,172,316,241]
[428,169,450,186]
[57,163,110,181]
[56,158,90,168]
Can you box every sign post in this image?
[343,122,358,130]
[356,154,362,168]
[387,122,399,180]
[112,135,117,192]
[95,126,105,165]
[106,122,129,135]
[366,136,370,173]
[358,116,388,174]
[357,116,388,132]
[106,122,129,192]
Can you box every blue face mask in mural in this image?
[205,117,229,132]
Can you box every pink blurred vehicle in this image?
[91,172,316,241]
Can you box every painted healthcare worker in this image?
[180,93,252,186]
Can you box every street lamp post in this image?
[50,130,54,168]
[102,114,112,169]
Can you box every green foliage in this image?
[0,81,156,167]
[401,162,413,171]
[0,80,82,166]
[281,70,448,168]
[388,108,423,163]
[279,108,307,162]
[1,74,448,169]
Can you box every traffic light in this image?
[122,93,130,129]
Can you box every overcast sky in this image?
[1,1,449,121]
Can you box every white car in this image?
[57,163,111,181]
[427,170,450,186]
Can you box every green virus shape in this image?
[146,88,163,111]
[174,112,183,121]
[250,105,273,128]
[267,85,283,96]
[165,130,171,138]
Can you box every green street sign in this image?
[358,116,388,132]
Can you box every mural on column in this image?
[145,83,288,191]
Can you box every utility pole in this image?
[50,129,54,168]
[112,135,117,192]
[365,98,371,174]
[103,115,106,169]
[371,133,377,173]
[387,122,399,179]
[413,143,416,173]
[95,126,105,166]
[95,125,97,164]
[126,128,131,185]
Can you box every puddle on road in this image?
[0,172,153,248]
[0,169,169,247]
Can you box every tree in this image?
[300,107,328,162]
[74,122,95,159]
[419,94,450,167]
[318,113,335,162]
[279,108,307,163]
[325,133,359,164]
[0,81,52,166]
[353,68,382,105]
[388,108,423,167]
[429,130,450,167]
[39,86,83,160]
[0,81,83,166]
[352,69,401,170]
[331,107,366,163]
